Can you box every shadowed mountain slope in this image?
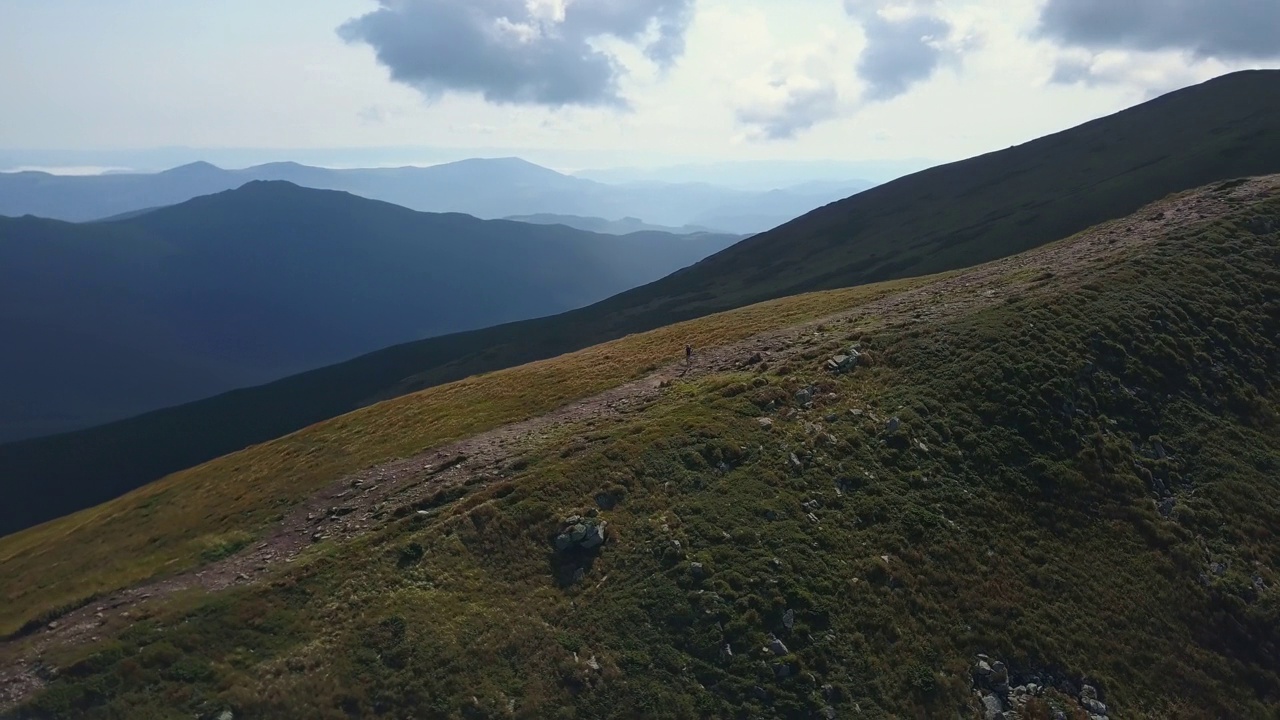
[0,181,740,445]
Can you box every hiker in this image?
[685,344,693,365]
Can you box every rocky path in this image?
[2,176,1273,713]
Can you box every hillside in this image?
[0,157,865,233]
[1,176,1276,719]
[0,181,740,447]
[2,70,1277,541]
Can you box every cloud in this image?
[1038,0,1280,61]
[735,75,841,141]
[338,0,695,108]
[1048,48,1230,99]
[844,1,958,102]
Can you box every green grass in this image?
[8,185,1279,718]
[0,278,923,638]
[5,70,1279,542]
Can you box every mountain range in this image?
[0,69,1276,539]
[0,158,873,234]
[0,183,741,443]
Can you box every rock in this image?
[585,655,601,672]
[807,512,820,524]
[821,706,837,719]
[216,712,235,720]
[721,643,733,659]
[767,636,789,656]
[311,531,324,543]
[1052,710,1067,720]
[46,621,58,631]
[1210,561,1227,576]
[789,453,803,472]
[1080,684,1097,700]
[989,661,1009,692]
[758,417,774,430]
[774,663,793,679]
[795,388,813,407]
[1082,698,1108,715]
[1157,497,1175,517]
[690,562,706,579]
[974,660,993,677]
[568,524,589,543]
[821,683,837,701]
[581,521,608,549]
[554,533,574,551]
[416,510,430,516]
[746,352,764,365]
[1026,683,1039,695]
[751,686,769,701]
[885,417,901,435]
[802,499,822,512]
[981,693,1005,720]
[783,609,795,630]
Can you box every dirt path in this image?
[2,176,1273,712]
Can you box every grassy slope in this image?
[7,180,1280,718]
[4,71,1279,528]
[0,278,923,637]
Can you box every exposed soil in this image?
[2,176,1274,712]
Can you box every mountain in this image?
[503,213,730,236]
[573,159,928,189]
[0,157,872,233]
[0,181,741,444]
[1,174,1277,718]
[0,70,1278,537]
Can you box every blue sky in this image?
[2,0,1277,170]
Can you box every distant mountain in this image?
[0,181,741,443]
[573,159,929,189]
[503,213,732,236]
[0,158,876,234]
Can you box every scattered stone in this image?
[416,510,430,516]
[783,609,795,631]
[46,621,58,631]
[807,512,820,524]
[974,660,993,677]
[311,531,324,543]
[746,352,764,365]
[795,388,813,407]
[789,453,803,472]
[1157,497,1175,518]
[767,636,789,656]
[721,643,733,660]
[757,417,774,430]
[916,440,929,452]
[329,506,356,517]
[216,711,235,720]
[1080,685,1097,701]
[1082,698,1108,715]
[585,655,601,672]
[802,499,822,512]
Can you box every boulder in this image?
[783,609,795,630]
[568,524,589,543]
[757,417,774,430]
[767,636,789,656]
[885,417,902,435]
[795,388,813,407]
[581,521,607,549]
[981,693,1005,720]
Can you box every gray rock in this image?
[774,662,793,679]
[782,609,795,630]
[821,706,837,720]
[767,636,789,656]
[1082,698,1108,715]
[981,693,1005,720]
[581,521,607,549]
[990,661,1009,691]
[806,512,820,524]
[758,417,774,430]
[1052,711,1067,720]
[554,533,574,551]
[690,562,706,578]
[802,499,822,512]
[974,660,993,677]
[1210,562,1227,576]
[568,523,589,543]
[1080,684,1097,700]
[585,655,601,672]
[795,388,813,406]
[217,712,235,720]
[789,453,803,472]
[721,643,733,659]
[885,417,901,435]
[565,515,583,525]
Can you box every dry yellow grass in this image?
[0,276,927,636]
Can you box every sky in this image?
[2,0,1278,173]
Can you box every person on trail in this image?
[685,344,693,366]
